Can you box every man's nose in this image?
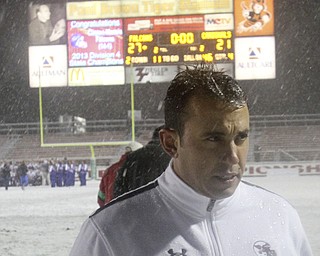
[222,142,239,165]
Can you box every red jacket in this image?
[97,154,128,207]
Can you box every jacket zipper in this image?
[205,199,222,255]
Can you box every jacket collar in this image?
[158,161,241,218]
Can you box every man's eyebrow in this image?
[239,129,250,134]
[205,129,250,136]
[204,131,226,137]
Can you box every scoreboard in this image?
[124,15,234,66]
[28,0,275,87]
[125,30,234,65]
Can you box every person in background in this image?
[17,161,28,190]
[1,162,11,190]
[40,160,50,186]
[70,63,313,255]
[9,161,16,186]
[97,141,143,207]
[69,160,76,186]
[113,125,171,199]
[49,160,57,188]
[78,160,89,186]
[63,160,70,187]
[56,160,64,187]
[12,162,19,187]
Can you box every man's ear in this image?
[159,128,179,158]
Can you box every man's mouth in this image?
[215,174,237,182]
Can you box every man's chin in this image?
[206,177,240,199]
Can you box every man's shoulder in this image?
[127,148,146,159]
[106,161,122,173]
[92,180,160,218]
[240,180,295,209]
[29,18,40,28]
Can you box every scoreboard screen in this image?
[125,31,234,65]
[28,0,275,87]
[124,15,234,66]
[68,19,124,67]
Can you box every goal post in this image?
[38,64,137,179]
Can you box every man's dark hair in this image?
[113,125,171,198]
[164,63,247,137]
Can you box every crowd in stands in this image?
[0,159,90,189]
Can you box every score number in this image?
[168,31,233,51]
[127,42,148,54]
[170,32,195,45]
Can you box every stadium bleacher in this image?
[0,116,320,166]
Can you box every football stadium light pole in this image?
[130,63,135,141]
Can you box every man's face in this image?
[172,96,249,200]
[38,5,51,22]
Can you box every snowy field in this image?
[0,173,319,256]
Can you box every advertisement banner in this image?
[68,66,125,86]
[68,19,124,67]
[204,13,234,31]
[67,0,233,20]
[125,65,178,83]
[235,36,275,80]
[29,45,68,88]
[125,15,205,33]
[234,0,274,37]
[244,162,320,177]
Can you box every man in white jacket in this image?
[70,63,313,256]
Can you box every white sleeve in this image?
[69,218,114,256]
[289,209,314,256]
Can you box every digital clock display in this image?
[124,15,234,66]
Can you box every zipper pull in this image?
[206,199,215,212]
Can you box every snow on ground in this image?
[0,173,319,256]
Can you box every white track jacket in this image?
[70,164,313,256]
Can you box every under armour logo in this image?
[167,248,187,256]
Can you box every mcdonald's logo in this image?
[70,68,85,82]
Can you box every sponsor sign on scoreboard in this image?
[68,66,125,86]
[29,45,67,88]
[235,36,275,80]
[125,65,178,84]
